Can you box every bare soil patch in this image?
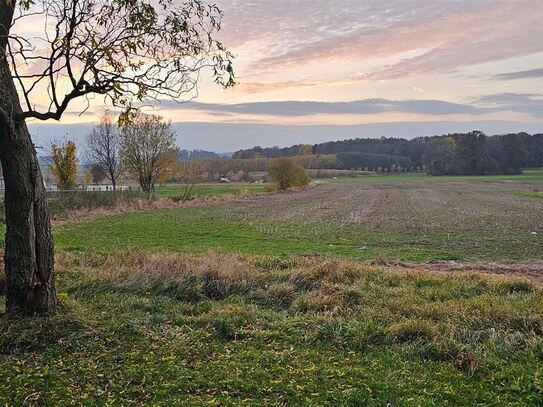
[225,179,543,231]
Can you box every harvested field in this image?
[235,178,543,230]
[49,171,543,262]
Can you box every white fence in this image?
[0,181,132,200]
[82,185,130,192]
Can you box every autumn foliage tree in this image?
[49,140,79,190]
[0,0,234,315]
[268,158,310,191]
[120,114,177,194]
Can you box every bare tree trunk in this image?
[0,122,57,315]
[0,2,57,314]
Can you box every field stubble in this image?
[50,174,543,262]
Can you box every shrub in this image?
[46,190,146,216]
[293,165,310,187]
[1,191,146,221]
[267,157,310,191]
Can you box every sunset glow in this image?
[27,0,543,151]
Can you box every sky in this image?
[26,0,543,152]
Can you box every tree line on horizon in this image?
[52,130,542,186]
[232,132,543,175]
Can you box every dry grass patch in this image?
[52,193,258,224]
[63,250,260,302]
[1,250,543,405]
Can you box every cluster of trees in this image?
[422,132,527,175]
[337,152,412,172]
[178,149,221,161]
[53,129,317,193]
[196,157,261,181]
[199,152,409,180]
[192,155,335,181]
[234,138,425,164]
[233,144,313,159]
[233,132,543,175]
[47,112,219,201]
[49,112,179,194]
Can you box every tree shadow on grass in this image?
[0,301,95,354]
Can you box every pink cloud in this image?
[217,0,543,78]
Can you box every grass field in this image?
[1,251,542,405]
[153,183,265,199]
[1,171,543,405]
[52,170,543,261]
[328,168,543,184]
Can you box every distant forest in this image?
[178,149,221,161]
[232,132,543,175]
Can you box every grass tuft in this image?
[496,279,534,295]
[388,320,438,344]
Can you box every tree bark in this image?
[0,124,57,315]
[0,1,57,315]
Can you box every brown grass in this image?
[368,259,543,283]
[2,250,542,378]
[51,194,254,224]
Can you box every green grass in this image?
[1,170,541,262]
[52,168,543,262]
[1,172,543,405]
[327,168,543,185]
[518,190,543,199]
[153,183,265,199]
[1,251,542,406]
[52,206,542,261]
